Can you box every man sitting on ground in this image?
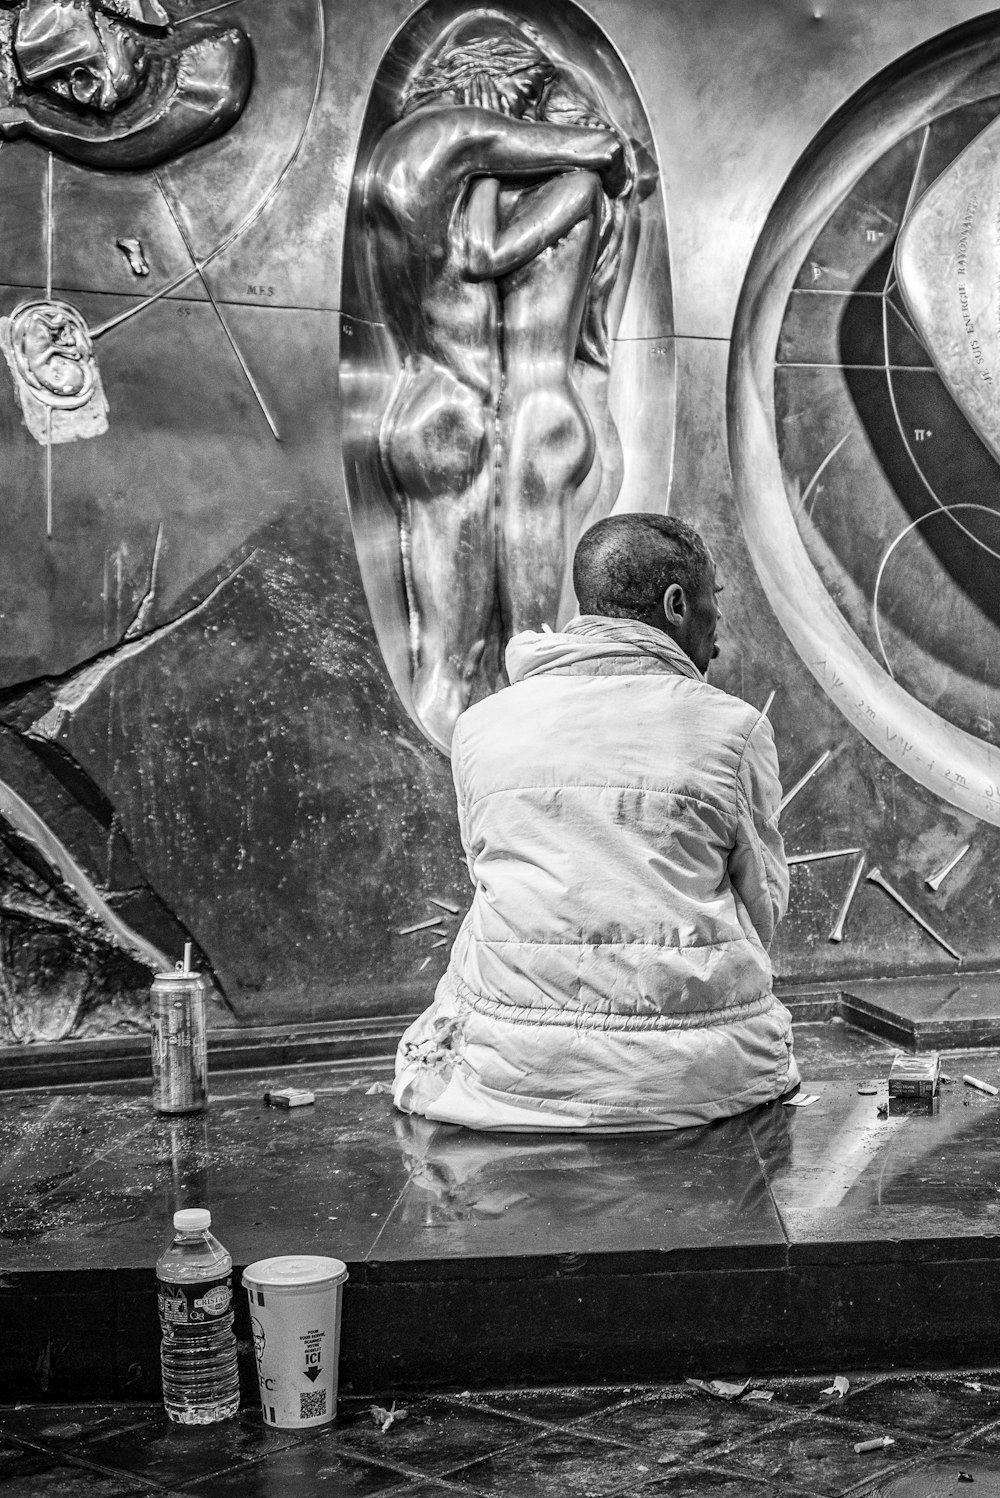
[394,513,799,1130]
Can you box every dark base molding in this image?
[4,1247,1000,1402]
[4,971,1000,1092]
[0,1013,412,1091]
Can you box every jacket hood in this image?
[505,615,705,685]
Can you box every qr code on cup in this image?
[300,1388,327,1420]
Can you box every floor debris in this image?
[365,1082,393,1096]
[7,1372,1000,1493]
[854,1435,895,1453]
[263,1088,315,1108]
[370,1402,407,1433]
[963,1075,999,1097]
[822,1375,850,1397]
[783,1093,821,1107]
[685,1378,750,1400]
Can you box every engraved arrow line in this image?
[871,503,1000,680]
[885,124,931,298]
[45,407,52,538]
[179,0,247,22]
[926,842,970,891]
[788,847,861,865]
[885,294,922,348]
[45,151,53,536]
[777,362,935,373]
[866,867,961,961]
[881,292,1000,565]
[779,749,832,812]
[45,151,53,300]
[90,0,325,342]
[153,172,280,440]
[795,431,851,519]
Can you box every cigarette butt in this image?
[431,938,449,948]
[853,1436,895,1453]
[427,896,460,915]
[418,955,431,971]
[964,1074,999,1096]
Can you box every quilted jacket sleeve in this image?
[728,712,788,949]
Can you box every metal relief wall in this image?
[3,0,1000,1045]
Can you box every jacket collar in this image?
[506,615,705,684]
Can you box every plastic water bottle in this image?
[156,1207,239,1424]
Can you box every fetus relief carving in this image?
[345,5,663,752]
[1,298,108,441]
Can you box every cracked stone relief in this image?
[0,0,254,1042]
[0,542,254,1043]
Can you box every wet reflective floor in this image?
[6,1372,1000,1495]
[4,1020,1000,1271]
[6,1019,1000,1397]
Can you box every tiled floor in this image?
[5,1372,1000,1496]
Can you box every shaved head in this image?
[573,513,713,620]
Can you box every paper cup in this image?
[242,1255,348,1428]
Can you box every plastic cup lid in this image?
[242,1255,348,1290]
[174,1207,211,1231]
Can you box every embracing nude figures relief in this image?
[364,11,655,750]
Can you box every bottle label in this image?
[157,1273,233,1326]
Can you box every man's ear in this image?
[662,582,686,627]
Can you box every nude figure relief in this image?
[362,9,657,751]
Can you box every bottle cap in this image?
[173,1207,211,1231]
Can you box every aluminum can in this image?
[151,970,209,1114]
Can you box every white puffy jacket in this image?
[394,615,799,1130]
